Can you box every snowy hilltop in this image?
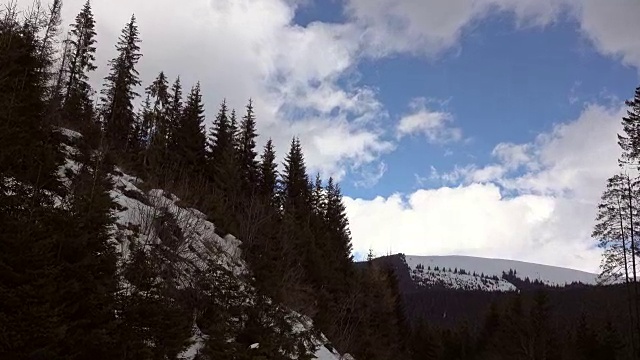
[403,255,597,291]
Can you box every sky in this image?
[15,0,640,272]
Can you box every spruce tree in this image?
[618,86,640,166]
[0,13,68,357]
[208,100,232,164]
[145,71,171,171]
[57,139,120,359]
[171,82,207,174]
[258,139,279,206]
[206,100,242,230]
[100,14,142,151]
[281,137,311,212]
[238,99,259,192]
[63,0,98,126]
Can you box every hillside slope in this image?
[60,128,350,360]
[405,255,597,287]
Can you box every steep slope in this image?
[405,255,597,287]
[59,128,350,360]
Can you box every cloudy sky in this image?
[20,0,640,272]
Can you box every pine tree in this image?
[63,0,98,126]
[206,100,242,231]
[238,99,259,193]
[258,139,278,207]
[57,140,120,359]
[145,71,171,171]
[593,173,640,353]
[208,100,233,164]
[36,0,64,105]
[281,137,311,212]
[230,108,239,151]
[171,82,207,174]
[100,14,142,152]
[325,177,354,265]
[168,76,183,131]
[618,86,640,166]
[0,12,69,357]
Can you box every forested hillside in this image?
[3,1,640,360]
[0,2,407,359]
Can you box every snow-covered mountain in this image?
[403,255,598,291]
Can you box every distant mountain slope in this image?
[405,255,598,287]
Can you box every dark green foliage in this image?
[618,86,640,165]
[56,137,120,360]
[258,139,279,205]
[170,82,207,174]
[101,15,142,152]
[237,99,259,192]
[62,0,98,128]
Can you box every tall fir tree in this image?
[258,139,279,206]
[63,0,98,126]
[618,86,640,166]
[100,14,142,152]
[145,71,171,171]
[207,100,242,231]
[281,137,311,213]
[57,139,120,360]
[170,82,207,174]
[237,99,259,193]
[0,11,69,358]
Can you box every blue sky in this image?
[292,3,639,199]
[30,0,640,272]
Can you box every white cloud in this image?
[344,0,640,68]
[397,98,462,143]
[354,161,388,188]
[572,0,640,69]
[346,103,626,272]
[15,0,394,180]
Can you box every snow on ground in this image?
[410,267,516,291]
[405,255,597,287]
[56,128,352,360]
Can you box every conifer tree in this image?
[618,86,640,166]
[36,0,64,104]
[325,177,354,266]
[593,173,640,352]
[100,15,142,151]
[145,71,171,170]
[208,100,232,164]
[230,108,239,151]
[207,100,242,230]
[258,139,279,206]
[281,137,311,212]
[0,12,69,357]
[57,140,120,359]
[63,0,98,126]
[168,76,183,130]
[129,94,153,163]
[238,99,259,192]
[171,82,206,173]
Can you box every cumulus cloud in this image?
[346,103,626,272]
[396,98,462,143]
[354,161,388,188]
[344,0,640,68]
[572,0,640,69]
[16,0,394,180]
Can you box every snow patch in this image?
[405,255,597,287]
